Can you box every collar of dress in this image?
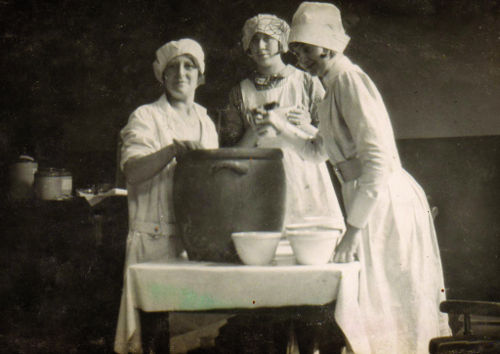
[251,64,295,90]
[320,54,353,89]
[157,94,205,117]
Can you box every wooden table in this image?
[114,256,370,353]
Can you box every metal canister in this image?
[8,155,38,200]
[34,168,73,200]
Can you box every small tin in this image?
[34,168,73,200]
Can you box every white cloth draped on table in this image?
[114,260,369,354]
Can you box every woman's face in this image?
[291,43,333,77]
[163,55,200,101]
[248,32,281,67]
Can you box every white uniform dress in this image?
[115,94,218,353]
[295,54,450,353]
[224,65,344,228]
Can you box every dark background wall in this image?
[1,0,499,161]
[0,1,499,351]
[398,136,500,301]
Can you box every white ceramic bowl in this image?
[285,228,343,265]
[231,232,282,265]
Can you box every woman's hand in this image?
[286,109,311,126]
[124,140,202,185]
[247,108,263,129]
[333,224,361,263]
[254,109,287,135]
[173,139,202,159]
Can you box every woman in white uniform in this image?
[114,38,218,353]
[258,3,451,353]
[221,13,344,228]
[119,38,218,268]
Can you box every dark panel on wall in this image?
[398,135,500,301]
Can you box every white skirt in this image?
[342,169,451,353]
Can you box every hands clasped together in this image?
[249,105,311,137]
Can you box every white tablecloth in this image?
[114,256,370,353]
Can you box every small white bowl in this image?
[231,232,282,265]
[285,229,343,265]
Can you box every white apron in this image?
[240,69,344,228]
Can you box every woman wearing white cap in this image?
[119,38,218,268]
[221,13,345,230]
[258,2,451,353]
[114,38,218,353]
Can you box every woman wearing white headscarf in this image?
[114,38,218,353]
[258,2,451,353]
[215,14,345,354]
[221,13,344,229]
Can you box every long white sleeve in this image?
[332,69,399,228]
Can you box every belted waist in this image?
[332,158,362,184]
[130,220,178,236]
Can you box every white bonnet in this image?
[242,14,290,53]
[289,2,350,53]
[152,38,205,83]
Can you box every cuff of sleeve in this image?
[287,122,315,139]
[120,150,149,172]
[280,122,309,147]
[119,155,129,172]
[346,191,378,229]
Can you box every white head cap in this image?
[289,2,350,53]
[152,38,205,83]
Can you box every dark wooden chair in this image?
[429,300,500,353]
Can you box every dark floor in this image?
[0,197,127,354]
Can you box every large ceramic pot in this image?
[173,148,286,262]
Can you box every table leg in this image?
[293,302,345,354]
[140,311,170,353]
[138,305,344,354]
[215,312,290,354]
[294,320,320,354]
